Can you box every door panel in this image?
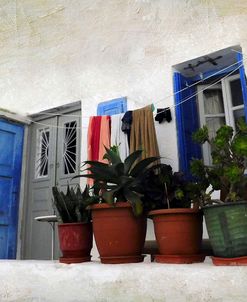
[24,110,81,259]
[25,117,57,259]
[56,113,81,191]
[0,119,24,259]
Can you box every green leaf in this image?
[115,162,125,176]
[192,126,209,144]
[130,157,159,177]
[81,161,110,169]
[232,134,247,157]
[102,186,120,204]
[103,146,122,164]
[124,150,143,174]
[124,188,143,216]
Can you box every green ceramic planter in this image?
[203,201,247,258]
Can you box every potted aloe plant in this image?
[191,118,247,265]
[75,147,159,264]
[146,164,204,264]
[52,184,94,264]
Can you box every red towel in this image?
[87,116,102,185]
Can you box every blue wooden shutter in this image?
[174,72,202,179]
[0,119,24,258]
[237,52,247,122]
[97,97,127,116]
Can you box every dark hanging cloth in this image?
[121,110,132,147]
[155,108,172,123]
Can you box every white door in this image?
[23,108,81,259]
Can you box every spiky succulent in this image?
[75,148,159,216]
[52,185,94,223]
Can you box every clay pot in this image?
[149,208,204,264]
[58,222,92,264]
[203,201,247,259]
[90,202,147,264]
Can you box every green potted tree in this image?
[75,147,159,264]
[146,164,205,264]
[191,119,247,265]
[52,184,94,264]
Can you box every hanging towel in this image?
[98,115,111,163]
[130,105,160,161]
[88,116,102,161]
[87,116,102,186]
[111,113,129,161]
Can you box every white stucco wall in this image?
[2,0,246,259]
[1,0,247,170]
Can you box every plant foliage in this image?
[52,185,94,223]
[191,118,247,205]
[140,164,193,210]
[74,147,159,216]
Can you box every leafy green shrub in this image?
[191,119,247,205]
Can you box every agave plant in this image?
[52,184,95,223]
[75,148,159,216]
[190,118,247,205]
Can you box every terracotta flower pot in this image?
[149,208,204,264]
[90,202,147,264]
[58,222,93,264]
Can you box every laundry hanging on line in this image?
[111,113,129,161]
[155,107,172,123]
[130,105,160,162]
[87,104,161,170]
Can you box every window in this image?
[197,75,245,165]
[35,128,50,178]
[97,97,127,116]
[63,121,77,174]
[173,46,247,178]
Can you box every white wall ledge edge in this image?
[0,258,247,302]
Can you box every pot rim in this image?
[148,208,201,217]
[89,201,131,210]
[203,200,247,210]
[58,221,91,226]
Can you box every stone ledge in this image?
[0,258,247,302]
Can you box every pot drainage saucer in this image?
[212,256,247,266]
[100,254,146,264]
[59,255,91,264]
[154,254,206,264]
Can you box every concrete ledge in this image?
[0,258,247,302]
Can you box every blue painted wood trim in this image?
[237,53,247,122]
[0,119,24,259]
[97,97,127,116]
[189,63,239,82]
[174,72,187,173]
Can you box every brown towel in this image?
[130,105,160,161]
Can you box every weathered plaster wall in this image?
[1,0,247,168]
[1,259,247,302]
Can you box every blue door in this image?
[0,119,24,258]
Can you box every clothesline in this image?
[27,57,244,120]
[25,60,244,130]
